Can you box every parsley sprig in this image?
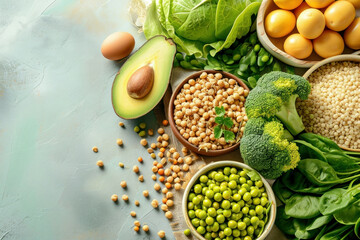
[214,106,235,142]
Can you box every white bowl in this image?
[182,160,277,240]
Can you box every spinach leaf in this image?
[294,140,327,162]
[297,159,339,186]
[276,205,297,235]
[319,225,353,240]
[298,133,342,153]
[281,170,333,194]
[285,194,321,219]
[319,188,354,215]
[272,178,293,203]
[324,152,360,173]
[334,199,360,225]
[306,215,333,231]
[355,217,360,238]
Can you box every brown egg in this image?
[101,32,135,60]
[344,17,360,50]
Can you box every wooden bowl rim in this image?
[257,0,360,68]
[168,70,249,156]
[303,54,360,152]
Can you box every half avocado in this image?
[112,35,176,119]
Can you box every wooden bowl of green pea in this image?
[182,161,276,240]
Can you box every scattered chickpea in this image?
[166,192,173,199]
[143,225,149,232]
[166,199,174,207]
[111,194,118,202]
[182,164,189,172]
[150,143,157,149]
[162,198,167,204]
[164,168,171,176]
[157,128,165,135]
[165,182,172,189]
[151,199,159,208]
[162,141,169,148]
[116,139,123,146]
[174,183,181,191]
[174,177,180,183]
[173,165,180,173]
[148,129,154,136]
[158,230,166,239]
[135,200,140,206]
[184,156,192,165]
[181,147,188,155]
[96,160,104,167]
[134,220,141,227]
[150,153,156,159]
[151,174,157,181]
[134,226,139,232]
[159,176,165,182]
[161,204,168,212]
[143,190,149,197]
[162,188,168,194]
[147,148,154,154]
[154,183,161,191]
[122,195,129,201]
[157,136,163,142]
[167,176,174,183]
[138,175,144,182]
[158,169,164,175]
[152,166,158,173]
[162,134,169,141]
[165,211,173,220]
[92,146,98,153]
[178,172,184,178]
[119,122,124,127]
[133,165,139,173]
[130,211,136,217]
[119,162,124,168]
[138,157,143,163]
[120,181,127,188]
[162,120,169,126]
[140,139,148,146]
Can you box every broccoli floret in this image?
[240,117,300,179]
[245,71,311,136]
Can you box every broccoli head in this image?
[240,117,300,179]
[245,71,311,136]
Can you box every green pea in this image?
[188,210,196,219]
[239,177,247,184]
[239,188,247,196]
[247,226,255,235]
[254,228,261,236]
[239,200,245,208]
[204,199,212,208]
[255,181,263,188]
[206,190,214,199]
[204,232,212,240]
[229,180,237,189]
[228,220,237,229]
[188,193,196,201]
[224,176,229,182]
[208,207,216,217]
[243,192,251,202]
[217,214,225,223]
[221,200,231,210]
[238,221,246,230]
[194,184,202,194]
[242,206,249,215]
[212,222,220,232]
[213,202,220,209]
[229,174,239,181]
[259,220,265,228]
[259,187,265,193]
[198,210,207,220]
[138,130,146,137]
[261,55,269,62]
[254,44,261,52]
[233,193,241,201]
[192,197,200,205]
[191,218,200,227]
[220,185,227,193]
[188,202,194,210]
[262,193,268,198]
[200,175,208,183]
[243,217,251,226]
[244,236,252,240]
[206,216,215,225]
[133,126,140,133]
[224,167,231,176]
[215,173,224,182]
[239,171,247,177]
[246,199,253,205]
[197,195,204,201]
[233,229,241,237]
[223,209,232,218]
[217,209,223,215]
[250,216,259,226]
[247,180,253,186]
[260,197,268,206]
[223,190,231,200]
[219,231,225,238]
[224,227,232,236]
[184,228,191,236]
[232,203,240,213]
[249,209,256,216]
[258,214,264,219]
[240,230,247,237]
[255,205,264,215]
[214,193,222,202]
[211,232,218,238]
[200,220,206,226]
[242,184,250,191]
[197,226,206,235]
[253,198,260,205]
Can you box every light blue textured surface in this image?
[0,0,175,239]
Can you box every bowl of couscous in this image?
[168,70,250,156]
[297,54,360,152]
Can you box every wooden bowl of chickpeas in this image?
[168,70,250,156]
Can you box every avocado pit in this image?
[127,65,154,99]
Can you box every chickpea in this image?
[96,160,104,167]
[111,194,118,202]
[158,230,166,239]
[143,225,149,232]
[143,190,149,197]
[120,181,127,188]
[92,146,98,153]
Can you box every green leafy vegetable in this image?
[214,106,235,142]
[285,194,321,219]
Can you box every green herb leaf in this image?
[224,130,235,142]
[223,117,234,129]
[215,116,224,125]
[215,106,225,117]
[214,126,223,139]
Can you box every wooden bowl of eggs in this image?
[257,0,360,68]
